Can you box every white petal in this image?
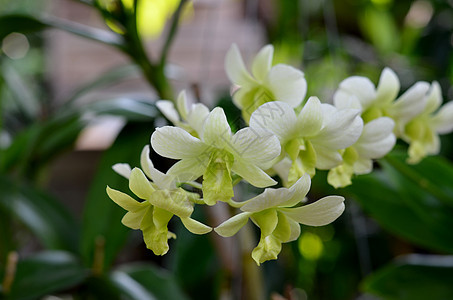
[423,81,442,115]
[214,212,252,237]
[264,64,307,107]
[112,163,132,179]
[229,127,281,167]
[249,101,298,143]
[333,91,363,111]
[140,145,168,186]
[201,107,231,147]
[156,100,180,124]
[186,103,210,135]
[313,146,343,169]
[251,44,274,82]
[176,90,189,120]
[180,217,212,234]
[286,218,301,242]
[129,168,155,200]
[353,157,373,175]
[375,68,400,104]
[151,126,208,159]
[338,76,377,110]
[433,101,453,134]
[282,196,345,226]
[355,117,396,159]
[231,159,277,188]
[391,81,430,123]
[225,44,255,86]
[167,157,208,182]
[311,106,363,149]
[272,158,292,186]
[297,96,323,136]
[241,175,310,212]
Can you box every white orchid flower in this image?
[401,82,453,163]
[215,174,345,265]
[328,117,396,188]
[334,67,430,135]
[249,98,363,185]
[156,90,210,137]
[151,107,281,205]
[225,44,307,122]
[107,147,211,256]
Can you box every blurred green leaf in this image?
[80,122,153,270]
[63,64,140,107]
[345,153,453,253]
[110,263,189,300]
[363,254,453,300]
[86,98,158,121]
[0,175,80,252]
[0,14,123,48]
[8,251,88,300]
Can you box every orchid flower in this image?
[249,99,363,185]
[328,117,396,188]
[151,107,281,205]
[333,67,430,136]
[156,90,209,137]
[215,174,345,265]
[225,44,307,122]
[107,146,211,255]
[401,82,453,163]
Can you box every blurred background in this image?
[1,0,453,299]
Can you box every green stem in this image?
[122,0,174,100]
[159,0,188,67]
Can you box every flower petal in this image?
[251,44,273,82]
[176,90,189,120]
[338,76,377,110]
[140,145,169,187]
[311,105,363,150]
[229,127,281,167]
[297,96,323,136]
[201,107,231,147]
[106,186,143,211]
[180,217,212,234]
[214,212,252,237]
[122,206,149,229]
[186,103,210,135]
[225,44,255,86]
[148,190,193,218]
[432,101,453,134]
[112,163,132,179]
[167,157,208,182]
[390,81,430,124]
[375,68,400,104]
[156,100,180,124]
[249,101,298,143]
[264,64,307,107]
[151,126,208,159]
[286,217,301,242]
[281,195,345,226]
[312,146,343,169]
[423,81,442,115]
[129,168,155,200]
[241,175,310,212]
[231,159,277,188]
[353,157,373,175]
[355,117,396,159]
[252,209,279,237]
[333,92,363,111]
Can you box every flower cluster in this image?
[107,44,453,265]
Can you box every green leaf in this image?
[0,14,123,48]
[63,64,140,107]
[0,14,47,40]
[363,254,453,300]
[0,175,80,252]
[80,122,154,270]
[86,98,158,121]
[345,164,453,253]
[8,251,88,300]
[110,264,189,300]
